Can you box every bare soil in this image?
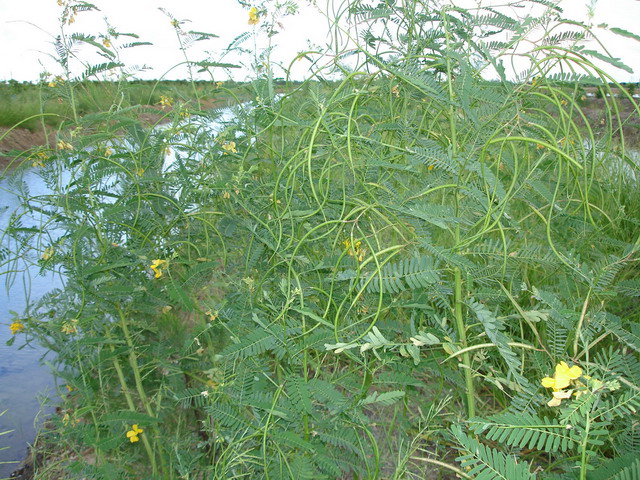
[0,126,56,172]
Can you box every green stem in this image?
[116,306,166,477]
[117,308,154,418]
[105,328,157,475]
[454,267,476,418]
[579,412,591,480]
[573,289,591,357]
[442,9,475,419]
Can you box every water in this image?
[0,169,62,478]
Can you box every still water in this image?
[0,168,62,478]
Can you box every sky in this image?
[1,0,640,82]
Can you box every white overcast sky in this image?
[1,0,640,82]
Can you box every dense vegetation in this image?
[2,0,640,478]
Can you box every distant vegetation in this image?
[0,79,285,131]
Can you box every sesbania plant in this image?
[2,0,640,478]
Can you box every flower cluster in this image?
[32,151,49,168]
[126,424,143,443]
[57,140,73,151]
[62,319,79,335]
[10,321,25,335]
[159,95,174,108]
[42,246,55,260]
[343,239,366,262]
[541,361,583,407]
[150,259,168,279]
[222,141,237,154]
[248,7,259,25]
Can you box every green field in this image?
[0,79,294,131]
[2,1,640,479]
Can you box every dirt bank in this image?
[0,126,56,172]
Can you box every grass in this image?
[0,79,278,131]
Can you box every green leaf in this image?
[452,425,536,479]
[360,390,405,406]
[288,376,313,415]
[581,49,633,73]
[469,412,577,453]
[610,27,640,43]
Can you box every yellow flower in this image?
[553,361,582,390]
[222,191,231,199]
[10,321,25,335]
[215,81,223,88]
[391,85,400,97]
[248,7,259,25]
[104,147,114,157]
[57,140,73,151]
[541,361,583,406]
[102,37,111,48]
[150,259,168,279]
[62,319,78,335]
[343,239,365,261]
[159,95,173,108]
[42,246,55,260]
[541,376,556,389]
[126,424,143,443]
[32,152,48,168]
[48,81,57,88]
[222,141,237,154]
